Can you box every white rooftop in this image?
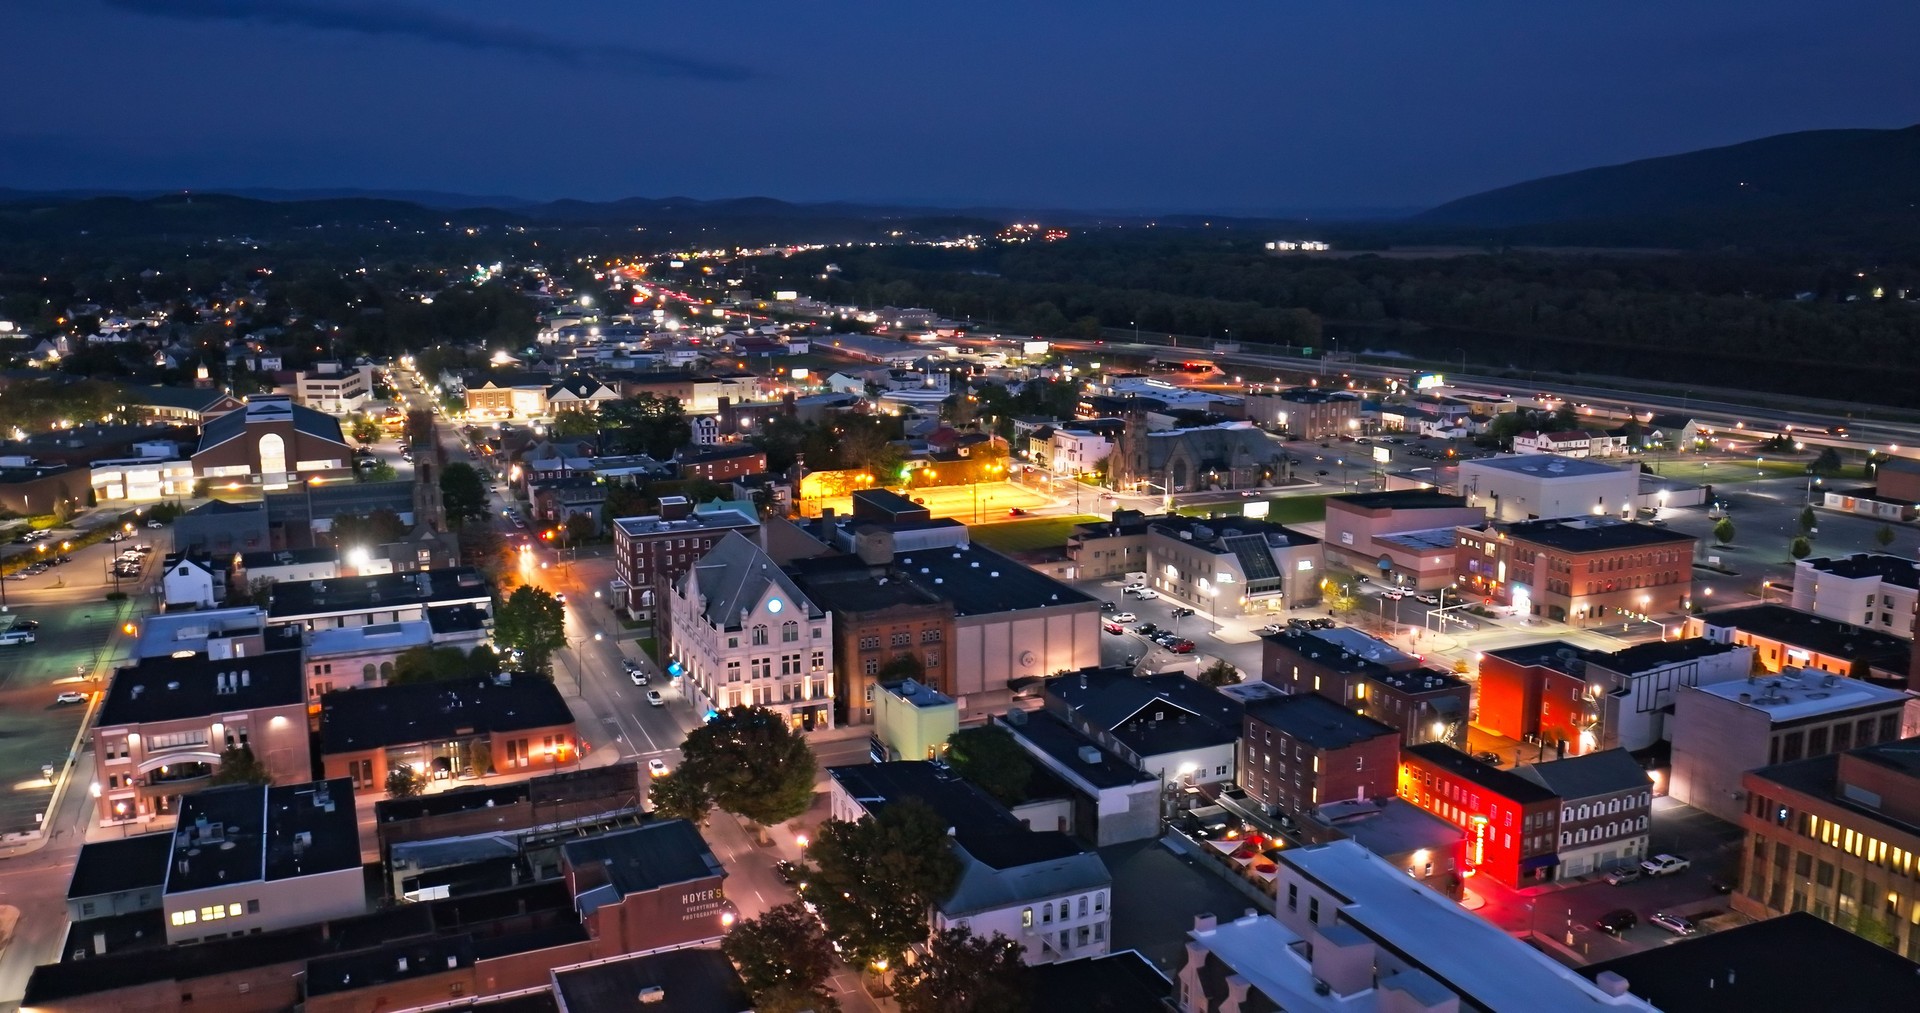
[135,606,267,658]
[306,620,433,658]
[1463,454,1629,479]
[1307,627,1415,668]
[1283,841,1656,1010]
[1689,668,1911,723]
[1191,912,1383,1011]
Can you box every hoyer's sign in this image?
[682,886,726,922]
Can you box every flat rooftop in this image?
[165,779,360,895]
[320,676,574,755]
[98,649,305,726]
[1403,742,1558,803]
[1330,489,1469,511]
[304,619,433,658]
[552,946,751,1013]
[1688,667,1910,722]
[828,761,1024,835]
[610,508,759,540]
[1500,516,1694,553]
[894,543,1096,617]
[999,711,1156,791]
[1580,911,1920,1012]
[68,832,172,900]
[1311,797,1462,858]
[1376,527,1461,552]
[1028,951,1172,1013]
[1286,841,1656,1010]
[560,820,724,913]
[134,606,284,658]
[1801,551,1920,589]
[1464,454,1631,479]
[1700,603,1912,670]
[1047,670,1244,755]
[267,567,491,618]
[1244,693,1399,751]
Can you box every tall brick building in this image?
[1456,516,1695,627]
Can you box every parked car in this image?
[1473,751,1504,767]
[648,758,669,777]
[629,669,649,686]
[1134,623,1160,637]
[1111,612,1137,623]
[146,519,164,529]
[1122,582,1147,593]
[774,860,806,888]
[55,691,87,705]
[1166,639,1195,654]
[0,630,35,646]
[1415,594,1440,605]
[1103,621,1126,635]
[1170,606,1195,618]
[1382,589,1405,600]
[1604,865,1642,886]
[1099,601,1116,612]
[1257,624,1282,635]
[1594,909,1638,936]
[1126,588,1159,600]
[1649,911,1696,936]
[1640,854,1691,877]
[646,690,665,707]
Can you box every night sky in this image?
[3,0,1914,212]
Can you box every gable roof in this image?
[1515,749,1652,801]
[679,531,821,629]
[195,397,351,455]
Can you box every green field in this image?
[1176,493,1328,525]
[969,514,1103,553]
[1643,455,1813,486]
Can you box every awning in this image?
[1520,853,1562,872]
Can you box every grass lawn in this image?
[636,637,658,663]
[1646,456,1812,485]
[969,514,1102,553]
[1177,493,1328,525]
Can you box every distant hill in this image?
[1418,124,1920,228]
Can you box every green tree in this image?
[678,706,818,826]
[891,928,1029,1013]
[385,767,426,798]
[1549,403,1579,431]
[1797,505,1817,535]
[945,727,1033,806]
[1876,524,1896,549]
[647,768,714,825]
[356,459,398,483]
[209,744,271,786]
[1854,909,1897,949]
[564,511,596,544]
[493,585,567,676]
[548,411,601,438]
[875,653,925,683]
[809,798,961,968]
[1790,536,1813,560]
[351,418,383,444]
[439,462,491,527]
[722,902,840,1013]
[390,645,476,685]
[1713,517,1735,545]
[603,393,692,458]
[1811,446,1843,476]
[1197,658,1241,687]
[458,525,511,580]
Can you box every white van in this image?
[0,630,35,646]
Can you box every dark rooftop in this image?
[1147,513,1319,551]
[954,828,1091,872]
[1370,666,1468,697]
[375,762,641,823]
[67,832,172,900]
[237,546,338,569]
[895,543,1097,617]
[267,567,492,619]
[997,710,1156,791]
[1490,637,1742,677]
[1243,693,1399,750]
[552,946,752,1013]
[1046,670,1243,756]
[1516,749,1652,802]
[1699,603,1912,674]
[1801,551,1920,590]
[789,559,953,615]
[1403,742,1559,804]
[560,820,724,905]
[165,779,360,895]
[97,648,305,727]
[305,934,474,997]
[1502,516,1694,553]
[1027,950,1174,1013]
[1329,489,1470,511]
[320,676,574,755]
[828,761,1025,835]
[1580,911,1920,1013]
[1749,739,1920,839]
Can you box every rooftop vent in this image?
[1077,745,1103,764]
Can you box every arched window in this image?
[379,662,393,682]
[752,625,769,646]
[258,432,287,483]
[781,621,799,643]
[363,663,376,682]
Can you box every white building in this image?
[162,557,222,609]
[90,457,195,503]
[1513,429,1597,458]
[669,531,835,730]
[1515,749,1654,878]
[293,362,374,414]
[302,620,434,703]
[1458,454,1641,523]
[1044,427,1114,477]
[1790,552,1920,634]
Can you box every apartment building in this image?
[1238,687,1400,818]
[1456,516,1695,627]
[1516,749,1654,877]
[1260,625,1470,748]
[1791,552,1920,634]
[1478,638,1754,755]
[610,495,760,623]
[1690,602,1914,687]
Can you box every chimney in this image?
[1193,913,1217,933]
[659,495,692,521]
[817,507,836,541]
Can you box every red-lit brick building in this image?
[1455,516,1695,627]
[1398,742,1561,885]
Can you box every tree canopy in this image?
[721,902,841,1013]
[808,798,961,967]
[945,726,1033,806]
[602,393,692,458]
[646,768,714,825]
[209,744,271,786]
[439,462,491,527]
[492,585,567,676]
[677,705,818,826]
[891,928,1029,1013]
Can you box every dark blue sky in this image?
[3,1,1914,212]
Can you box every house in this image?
[1456,516,1695,626]
[92,649,312,825]
[160,555,223,609]
[157,779,366,944]
[1668,667,1911,823]
[192,395,356,491]
[827,761,1113,965]
[1456,454,1641,523]
[1643,413,1701,449]
[869,678,959,762]
[667,532,836,730]
[1044,670,1243,789]
[1515,749,1654,877]
[1513,429,1603,458]
[319,676,579,792]
[1397,742,1562,885]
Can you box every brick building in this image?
[1737,736,1920,961]
[788,551,957,726]
[191,395,356,492]
[1690,602,1914,688]
[610,495,760,624]
[92,648,312,825]
[1515,749,1653,878]
[673,444,767,483]
[1456,516,1695,627]
[1398,742,1562,885]
[1240,690,1401,818]
[319,676,579,792]
[1260,626,1469,748]
[559,820,732,955]
[1243,387,1362,439]
[1477,638,1754,757]
[1322,490,1486,590]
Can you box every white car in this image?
[646,690,665,707]
[629,669,649,686]
[1649,911,1696,936]
[1640,854,1691,877]
[145,519,163,529]
[55,691,86,705]
[648,758,669,777]
[1382,590,1406,601]
[1122,582,1147,593]
[1111,612,1137,623]
[1125,587,1159,600]
[1415,594,1440,605]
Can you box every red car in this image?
[1103,621,1125,635]
[1167,639,1195,654]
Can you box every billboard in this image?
[1242,500,1270,519]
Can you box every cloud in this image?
[101,0,754,81]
